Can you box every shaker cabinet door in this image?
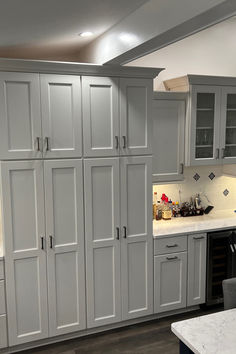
[120,156,153,320]
[1,161,48,345]
[154,252,187,313]
[187,234,207,306]
[84,158,121,327]
[152,99,185,182]
[120,78,152,156]
[41,75,82,158]
[82,76,119,157]
[44,159,86,336]
[0,72,42,159]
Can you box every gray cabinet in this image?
[187,233,207,306]
[120,78,152,156]
[164,75,236,166]
[0,73,82,160]
[0,72,42,160]
[82,76,119,157]
[152,93,185,182]
[40,75,82,158]
[188,85,221,166]
[154,252,187,313]
[84,156,153,327]
[1,159,86,345]
[83,77,152,157]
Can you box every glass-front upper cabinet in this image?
[189,85,221,165]
[221,87,236,163]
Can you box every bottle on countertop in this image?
[162,196,172,220]
[153,192,158,220]
[156,201,162,220]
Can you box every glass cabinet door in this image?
[190,85,221,165]
[221,87,236,163]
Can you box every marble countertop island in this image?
[153,210,236,237]
[172,309,236,354]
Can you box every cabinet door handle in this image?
[166,244,178,248]
[221,148,225,159]
[216,148,220,159]
[166,256,178,261]
[116,227,120,240]
[45,137,50,151]
[123,226,127,238]
[193,236,205,240]
[115,136,119,149]
[122,136,126,149]
[41,236,44,250]
[36,137,41,152]
[49,235,53,249]
[180,163,184,175]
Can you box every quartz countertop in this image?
[153,210,236,237]
[171,309,236,354]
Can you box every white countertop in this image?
[153,210,236,237]
[172,309,236,354]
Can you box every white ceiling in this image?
[0,0,148,59]
[128,16,236,90]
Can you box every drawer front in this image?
[154,235,187,255]
[0,261,4,280]
[0,315,7,348]
[0,281,6,315]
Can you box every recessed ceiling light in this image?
[79,31,93,37]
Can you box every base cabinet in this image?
[154,252,187,313]
[187,233,207,306]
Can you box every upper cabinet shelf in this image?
[164,75,236,166]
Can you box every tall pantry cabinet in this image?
[0,61,161,349]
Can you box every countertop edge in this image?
[171,324,199,354]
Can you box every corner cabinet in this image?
[152,92,185,182]
[1,160,86,345]
[84,156,153,328]
[164,75,236,166]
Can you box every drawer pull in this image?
[116,227,120,240]
[166,244,178,248]
[166,256,178,261]
[193,236,205,240]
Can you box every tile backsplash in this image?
[153,165,236,211]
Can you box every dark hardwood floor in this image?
[24,308,221,354]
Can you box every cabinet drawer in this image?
[0,315,7,348]
[0,281,6,315]
[154,235,187,255]
[0,261,4,280]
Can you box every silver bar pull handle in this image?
[180,163,184,175]
[41,237,44,250]
[166,244,178,248]
[123,226,127,239]
[49,235,53,249]
[221,148,225,159]
[45,137,50,151]
[193,236,205,240]
[116,227,120,240]
[36,137,41,152]
[122,136,126,149]
[166,256,178,261]
[216,148,220,159]
[115,136,119,149]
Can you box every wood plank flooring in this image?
[24,308,221,354]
